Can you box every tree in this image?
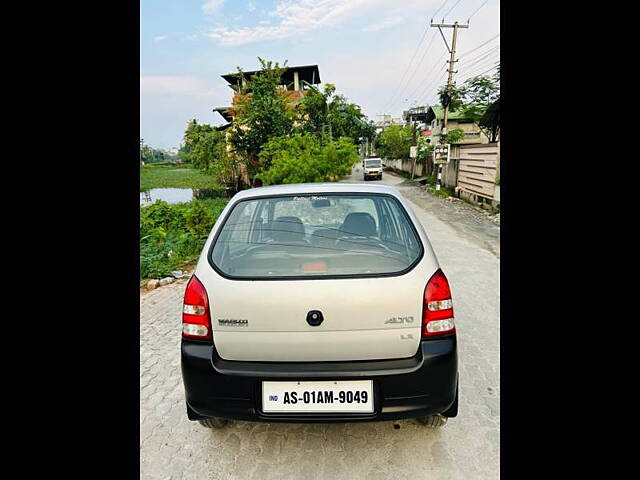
[436,73,499,121]
[376,124,414,159]
[438,84,466,112]
[229,58,295,180]
[460,75,500,123]
[328,97,370,142]
[189,128,225,171]
[179,121,221,170]
[479,97,500,143]
[297,83,335,137]
[298,83,374,146]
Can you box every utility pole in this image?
[430,20,468,190]
[411,117,417,179]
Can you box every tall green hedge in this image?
[258,134,359,185]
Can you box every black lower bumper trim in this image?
[181,337,458,423]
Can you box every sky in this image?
[141,0,500,149]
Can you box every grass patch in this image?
[140,198,229,280]
[425,185,455,198]
[422,175,436,186]
[140,164,221,191]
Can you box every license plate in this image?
[262,380,374,413]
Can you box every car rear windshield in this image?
[365,159,382,167]
[210,193,423,278]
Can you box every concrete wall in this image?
[384,157,458,189]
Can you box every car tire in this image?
[198,417,230,429]
[417,414,448,428]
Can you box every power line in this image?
[419,58,449,100]
[458,61,500,83]
[459,33,500,57]
[383,0,455,113]
[391,41,448,112]
[403,50,449,105]
[459,51,500,76]
[381,27,432,112]
[387,30,440,112]
[467,0,490,22]
[422,55,499,104]
[409,38,499,108]
[461,44,500,65]
[420,68,449,105]
[408,36,498,108]
[475,64,500,77]
[462,64,500,82]
[403,32,439,91]
[431,0,452,21]
[442,0,464,20]
[463,53,500,75]
[459,45,500,70]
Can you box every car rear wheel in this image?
[197,418,230,429]
[417,414,448,428]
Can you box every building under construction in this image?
[213,64,322,130]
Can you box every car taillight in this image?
[422,269,455,338]
[182,275,212,341]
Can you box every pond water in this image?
[140,188,194,206]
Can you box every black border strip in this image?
[206,192,426,281]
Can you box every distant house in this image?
[213,64,321,129]
[374,114,404,135]
[424,105,488,145]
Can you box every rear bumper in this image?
[181,337,457,423]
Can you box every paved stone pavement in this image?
[140,169,499,479]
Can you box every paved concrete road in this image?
[140,168,500,479]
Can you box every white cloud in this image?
[207,0,392,46]
[153,35,168,42]
[202,0,224,16]
[140,76,217,98]
[247,1,256,12]
[361,16,404,32]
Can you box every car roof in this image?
[231,182,400,200]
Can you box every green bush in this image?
[140,199,228,280]
[258,134,359,185]
[184,201,214,238]
[444,128,465,144]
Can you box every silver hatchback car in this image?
[181,183,458,428]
